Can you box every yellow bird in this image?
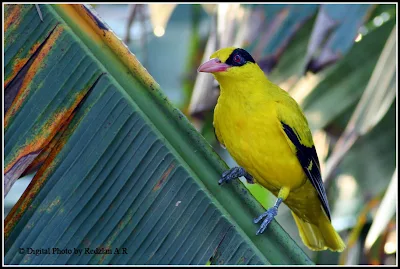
[198,47,345,252]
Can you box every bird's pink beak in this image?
[197,58,230,73]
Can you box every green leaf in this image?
[322,26,396,182]
[345,27,396,136]
[364,169,397,250]
[4,4,312,265]
[325,102,396,247]
[333,102,396,200]
[267,16,316,84]
[305,4,375,72]
[302,18,395,131]
[245,4,318,73]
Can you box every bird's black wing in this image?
[281,121,331,221]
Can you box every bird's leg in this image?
[254,187,290,235]
[254,198,282,235]
[219,167,254,185]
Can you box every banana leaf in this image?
[4,4,312,265]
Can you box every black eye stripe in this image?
[225,48,256,67]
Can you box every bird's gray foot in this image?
[218,167,254,185]
[254,198,283,235]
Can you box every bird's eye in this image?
[233,55,241,63]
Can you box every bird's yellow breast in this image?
[213,81,306,193]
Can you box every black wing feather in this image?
[281,121,331,221]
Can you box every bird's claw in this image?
[219,167,254,185]
[245,174,254,184]
[254,206,278,235]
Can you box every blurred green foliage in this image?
[5,3,396,265]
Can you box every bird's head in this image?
[197,47,262,83]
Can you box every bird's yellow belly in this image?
[215,101,306,193]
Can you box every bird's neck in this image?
[216,72,272,101]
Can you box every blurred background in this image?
[4,3,397,265]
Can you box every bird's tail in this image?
[292,211,346,252]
